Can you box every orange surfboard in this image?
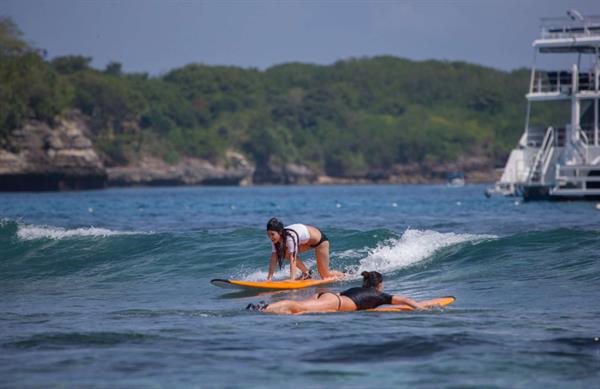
[211,278,338,290]
[368,296,455,312]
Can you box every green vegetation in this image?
[0,18,72,146]
[0,17,558,177]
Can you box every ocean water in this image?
[1,184,599,388]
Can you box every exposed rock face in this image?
[107,151,255,187]
[0,113,106,191]
[0,111,255,190]
[0,111,497,191]
[253,161,318,184]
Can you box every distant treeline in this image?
[0,17,562,176]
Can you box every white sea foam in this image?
[336,247,371,259]
[346,229,496,278]
[16,224,144,241]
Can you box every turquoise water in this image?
[1,185,599,388]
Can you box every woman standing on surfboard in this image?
[266,218,344,281]
[249,271,428,314]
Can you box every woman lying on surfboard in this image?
[266,218,344,281]
[248,271,424,314]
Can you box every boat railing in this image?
[581,126,597,145]
[575,128,590,163]
[528,126,565,148]
[540,145,556,185]
[554,164,600,193]
[530,70,598,94]
[538,127,556,185]
[540,15,600,39]
[528,126,555,185]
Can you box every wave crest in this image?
[348,229,496,276]
[234,229,495,281]
[16,224,146,241]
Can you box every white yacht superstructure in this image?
[496,11,600,200]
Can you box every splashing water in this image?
[16,223,147,241]
[346,229,496,277]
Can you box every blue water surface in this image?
[1,184,599,388]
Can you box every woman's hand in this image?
[391,295,422,310]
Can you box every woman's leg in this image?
[263,293,342,314]
[294,256,310,274]
[314,241,344,279]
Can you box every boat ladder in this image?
[527,127,556,185]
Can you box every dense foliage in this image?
[0,18,566,175]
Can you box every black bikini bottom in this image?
[317,292,341,310]
[311,229,329,248]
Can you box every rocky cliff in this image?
[0,112,257,191]
[0,112,497,191]
[106,151,255,187]
[0,113,106,191]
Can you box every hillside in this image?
[0,17,563,189]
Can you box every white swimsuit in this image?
[271,224,310,254]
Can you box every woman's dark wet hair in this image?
[266,218,284,233]
[361,271,383,288]
[267,218,292,269]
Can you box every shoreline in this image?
[0,112,502,192]
[0,175,497,192]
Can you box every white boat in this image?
[496,10,600,200]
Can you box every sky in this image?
[3,0,600,75]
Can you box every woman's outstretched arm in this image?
[287,252,297,280]
[267,253,278,280]
[391,295,423,310]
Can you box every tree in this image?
[0,20,71,140]
[0,17,28,56]
[51,55,92,74]
[104,61,122,76]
